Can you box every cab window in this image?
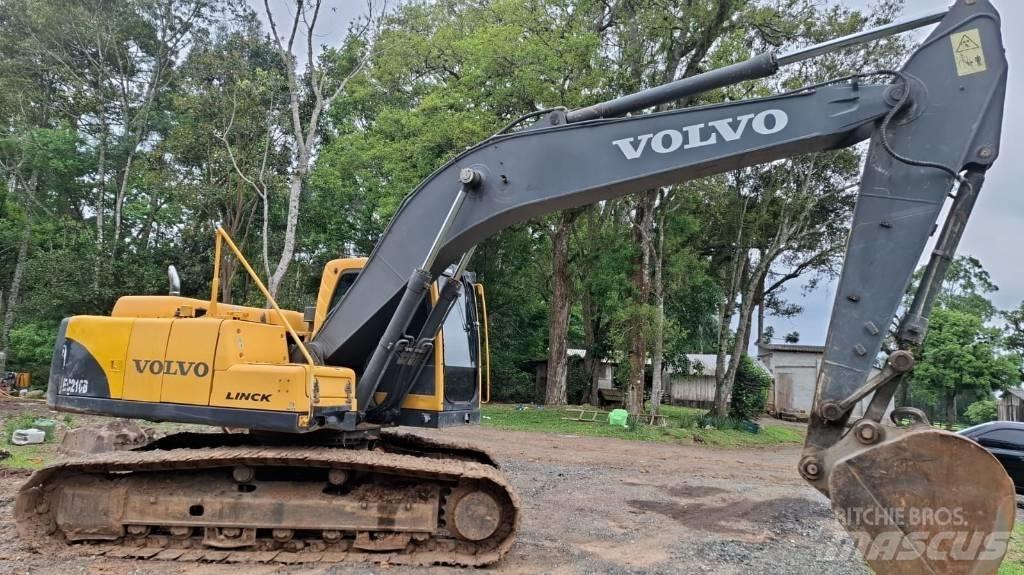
[328,270,359,314]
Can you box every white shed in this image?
[757,343,890,420]
[666,354,771,409]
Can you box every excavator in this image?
[14,0,1016,572]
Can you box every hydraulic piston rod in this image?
[565,6,948,123]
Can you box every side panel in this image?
[214,320,289,369]
[160,318,220,405]
[122,319,173,402]
[210,364,308,411]
[313,365,356,403]
[64,316,133,399]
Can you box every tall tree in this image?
[911,308,1018,426]
[261,0,379,296]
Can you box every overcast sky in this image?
[253,1,366,68]
[254,0,1021,346]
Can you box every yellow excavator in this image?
[16,1,1016,572]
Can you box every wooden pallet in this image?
[561,408,609,422]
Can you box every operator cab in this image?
[313,258,489,428]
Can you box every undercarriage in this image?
[15,432,520,566]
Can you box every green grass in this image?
[0,443,48,470]
[480,403,805,448]
[1000,523,1024,575]
[0,412,56,470]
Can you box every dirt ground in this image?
[0,399,870,575]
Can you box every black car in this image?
[959,421,1024,494]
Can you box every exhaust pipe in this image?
[168,265,181,296]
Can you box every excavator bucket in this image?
[827,428,1014,575]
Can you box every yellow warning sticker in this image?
[951,28,987,76]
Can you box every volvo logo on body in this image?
[132,359,210,377]
[612,109,789,160]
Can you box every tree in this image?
[700,0,908,417]
[729,354,773,420]
[171,14,291,300]
[909,308,1018,427]
[261,0,380,296]
[964,398,998,426]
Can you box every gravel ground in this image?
[0,400,870,574]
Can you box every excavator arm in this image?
[311,1,1011,572]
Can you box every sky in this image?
[253,1,366,68]
[251,0,1024,347]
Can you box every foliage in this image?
[728,355,773,420]
[906,256,999,321]
[909,308,1019,424]
[7,322,57,386]
[905,257,1021,425]
[963,398,998,425]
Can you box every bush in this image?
[7,321,58,389]
[964,398,998,425]
[729,354,772,421]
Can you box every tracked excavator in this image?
[15,0,1016,572]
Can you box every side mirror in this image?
[168,265,181,296]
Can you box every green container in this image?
[608,409,629,428]
[32,419,56,441]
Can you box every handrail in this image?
[209,226,320,422]
[474,283,491,404]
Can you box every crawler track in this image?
[15,434,519,566]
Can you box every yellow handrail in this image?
[209,226,320,421]
[474,283,491,404]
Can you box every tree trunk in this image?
[0,289,4,373]
[94,112,107,293]
[1,172,36,360]
[713,250,746,416]
[261,192,272,281]
[717,250,776,417]
[96,119,106,246]
[0,235,27,353]
[756,274,766,345]
[625,191,656,414]
[945,394,957,429]
[649,200,667,414]
[544,211,575,406]
[582,285,601,406]
[220,257,236,304]
[269,162,306,297]
[113,149,135,253]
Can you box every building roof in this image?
[680,354,723,377]
[675,354,772,377]
[757,343,825,354]
[1004,387,1024,400]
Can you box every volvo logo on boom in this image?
[132,359,210,377]
[612,109,789,160]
